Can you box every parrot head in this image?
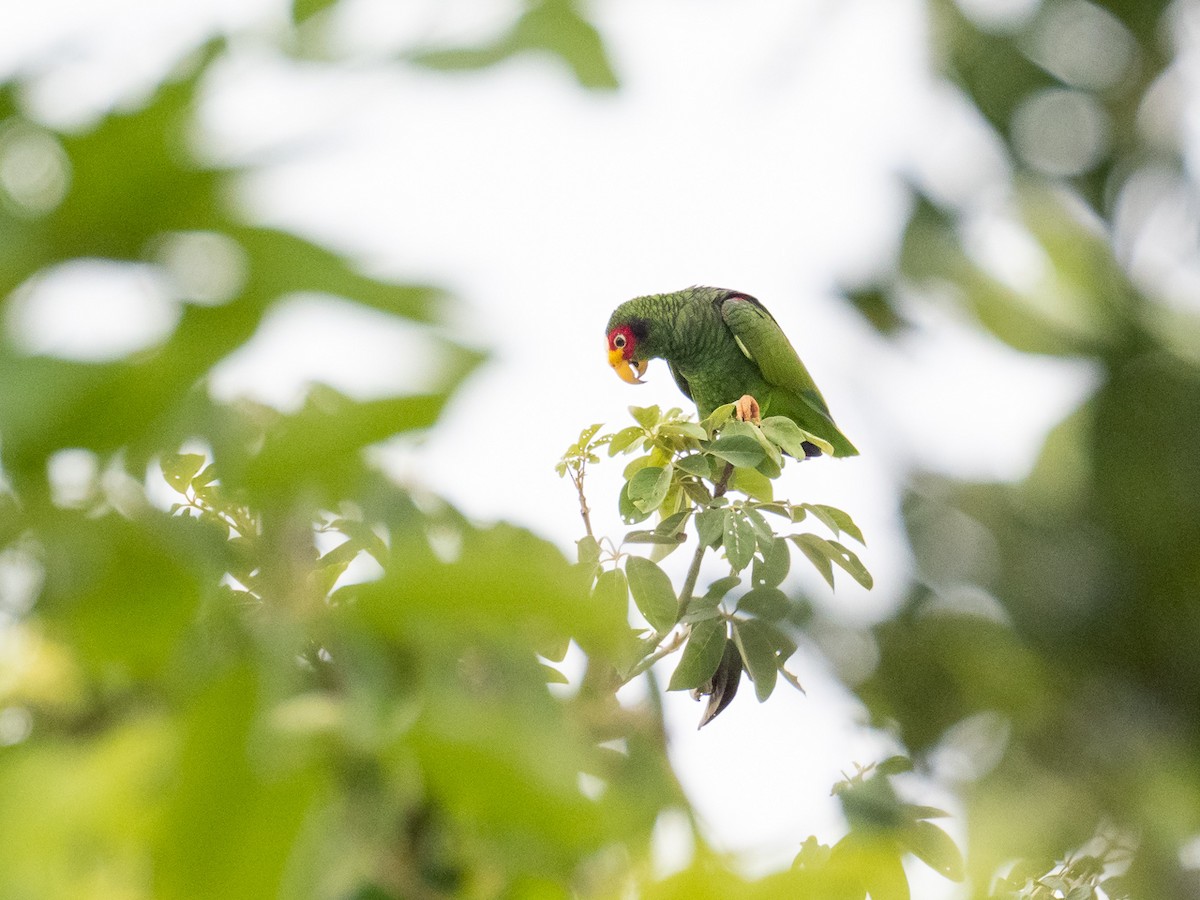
[606,321,649,384]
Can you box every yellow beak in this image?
[608,347,648,384]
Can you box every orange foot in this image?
[734,394,761,424]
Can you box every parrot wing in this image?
[719,293,859,456]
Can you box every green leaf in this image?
[292,0,339,23]
[625,556,677,632]
[761,416,821,457]
[623,530,686,546]
[659,421,708,442]
[618,481,652,525]
[666,618,727,691]
[827,539,873,589]
[628,465,672,513]
[703,575,742,603]
[675,454,712,478]
[680,596,721,624]
[607,425,645,456]
[790,533,834,588]
[704,435,765,469]
[733,618,779,702]
[629,405,661,430]
[193,464,218,487]
[755,454,783,479]
[729,465,773,501]
[592,567,628,608]
[540,663,570,685]
[904,804,951,821]
[681,479,714,506]
[800,503,866,544]
[789,534,873,590]
[744,507,776,547]
[852,838,911,900]
[899,820,965,882]
[751,537,790,588]
[655,509,692,537]
[161,452,206,493]
[722,510,756,572]
[622,454,654,480]
[736,587,789,621]
[699,402,736,434]
[576,535,600,567]
[695,508,725,548]
[876,756,914,776]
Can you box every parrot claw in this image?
[734,394,761,425]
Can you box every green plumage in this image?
[606,286,858,457]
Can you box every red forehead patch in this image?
[608,324,637,356]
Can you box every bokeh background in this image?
[1,0,1199,898]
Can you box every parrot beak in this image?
[608,348,647,384]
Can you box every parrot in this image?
[605,286,858,457]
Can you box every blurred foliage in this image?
[844,0,1200,897]
[3,0,1200,899]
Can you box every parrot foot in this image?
[734,394,761,425]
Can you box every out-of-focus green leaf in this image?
[411,0,619,90]
[292,0,339,23]
[576,534,600,567]
[625,556,677,632]
[667,619,726,692]
[161,452,206,493]
[592,566,628,610]
[899,820,965,881]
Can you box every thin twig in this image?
[570,465,594,541]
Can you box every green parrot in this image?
[605,286,858,457]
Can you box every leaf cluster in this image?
[560,403,871,722]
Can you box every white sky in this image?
[1,1,1112,894]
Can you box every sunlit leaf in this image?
[608,425,645,456]
[629,405,661,430]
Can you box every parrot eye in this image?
[613,334,626,349]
